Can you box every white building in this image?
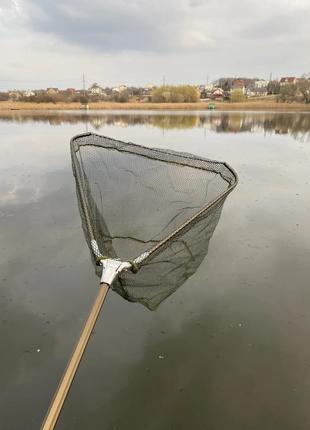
[23,90,35,97]
[254,80,269,89]
[112,85,128,93]
[89,83,105,95]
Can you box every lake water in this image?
[1,110,310,430]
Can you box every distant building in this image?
[22,90,35,97]
[89,83,105,96]
[112,85,128,93]
[218,78,234,91]
[203,84,214,92]
[198,84,214,100]
[246,87,256,97]
[254,79,269,89]
[255,87,268,96]
[46,88,59,95]
[212,88,224,100]
[280,77,297,86]
[231,79,246,94]
[246,84,268,97]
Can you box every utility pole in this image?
[82,73,89,110]
[163,75,166,87]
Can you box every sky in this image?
[0,0,310,90]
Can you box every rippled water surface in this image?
[1,111,310,430]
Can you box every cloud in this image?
[0,0,20,11]
[0,0,22,24]
[20,0,310,54]
[239,3,310,40]
[0,0,310,89]
[23,0,214,52]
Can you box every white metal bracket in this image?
[100,259,132,286]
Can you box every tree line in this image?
[1,80,309,104]
[268,79,310,103]
[151,85,200,103]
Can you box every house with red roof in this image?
[279,77,297,86]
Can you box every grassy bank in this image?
[1,100,310,112]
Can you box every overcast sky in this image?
[0,0,309,90]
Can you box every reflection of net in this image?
[71,132,238,309]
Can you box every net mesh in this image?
[71,132,238,309]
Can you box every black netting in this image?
[71,132,238,309]
[115,201,224,310]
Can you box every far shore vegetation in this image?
[151,85,200,103]
[1,78,310,111]
[1,99,310,112]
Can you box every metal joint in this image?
[100,259,132,286]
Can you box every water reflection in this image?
[0,110,309,142]
[2,109,310,429]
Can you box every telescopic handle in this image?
[41,283,110,430]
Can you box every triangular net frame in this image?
[71,133,238,309]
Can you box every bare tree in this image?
[298,78,310,103]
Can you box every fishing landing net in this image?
[70,132,238,310]
[41,132,238,429]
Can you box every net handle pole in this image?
[41,282,110,430]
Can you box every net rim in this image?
[71,132,238,185]
[70,132,238,266]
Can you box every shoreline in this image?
[1,101,310,112]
